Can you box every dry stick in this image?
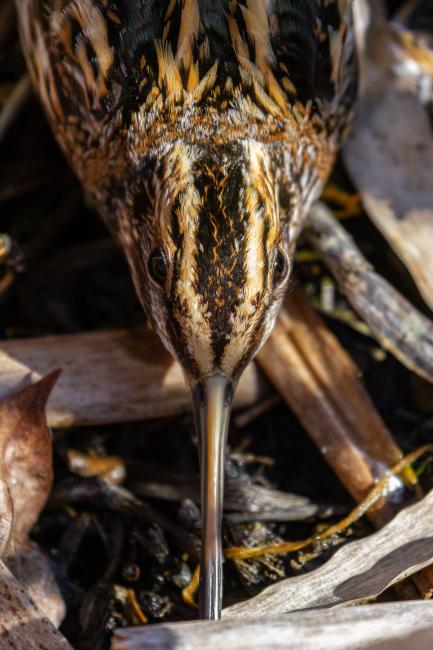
[307,202,433,384]
[394,0,424,22]
[51,478,201,560]
[256,287,412,521]
[131,475,324,522]
[0,74,31,143]
[113,603,433,650]
[305,203,433,596]
[0,329,267,427]
[256,282,433,597]
[125,459,329,521]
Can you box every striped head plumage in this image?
[16,0,357,619]
[16,0,356,381]
[118,139,292,381]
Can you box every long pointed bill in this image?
[192,374,234,620]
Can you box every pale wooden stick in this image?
[256,288,433,596]
[0,328,267,427]
[127,464,329,522]
[256,287,405,516]
[307,203,433,384]
[113,602,433,650]
[0,74,31,143]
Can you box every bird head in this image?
[118,138,294,617]
[120,139,293,386]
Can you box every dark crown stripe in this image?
[193,147,248,367]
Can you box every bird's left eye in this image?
[148,248,168,287]
[272,248,289,288]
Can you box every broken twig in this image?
[257,288,410,521]
[0,75,31,143]
[112,601,433,650]
[307,202,433,384]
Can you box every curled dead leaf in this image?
[0,369,65,626]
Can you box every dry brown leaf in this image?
[345,2,433,311]
[0,369,59,545]
[0,369,65,625]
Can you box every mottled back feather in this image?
[16,0,357,378]
[18,1,355,144]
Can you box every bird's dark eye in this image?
[273,249,289,288]
[148,248,168,287]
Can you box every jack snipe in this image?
[16,0,357,619]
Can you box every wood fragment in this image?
[224,487,433,617]
[0,74,31,143]
[0,560,72,650]
[0,329,267,428]
[257,287,432,597]
[256,287,407,520]
[112,601,433,650]
[307,202,433,384]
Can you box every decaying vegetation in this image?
[1,0,433,648]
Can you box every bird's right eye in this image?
[148,248,168,287]
[272,248,289,288]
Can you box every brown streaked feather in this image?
[16,0,356,378]
[17,1,355,172]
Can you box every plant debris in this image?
[1,1,433,649]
